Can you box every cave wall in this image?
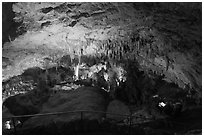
[2,2,22,45]
[2,2,202,99]
[2,2,14,44]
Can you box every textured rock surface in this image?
[21,87,108,128]
[3,90,48,117]
[2,75,36,102]
[2,3,202,102]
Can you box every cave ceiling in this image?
[2,2,202,93]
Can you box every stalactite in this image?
[118,51,121,60]
[107,42,110,50]
[165,55,170,71]
[137,41,140,51]
[106,49,108,57]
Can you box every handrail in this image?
[2,110,131,119]
[2,110,141,135]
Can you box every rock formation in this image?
[3,2,201,94]
[2,2,202,135]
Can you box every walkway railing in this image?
[2,110,135,135]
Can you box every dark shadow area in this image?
[2,107,201,135]
[2,2,24,45]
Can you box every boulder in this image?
[22,86,109,128]
[106,100,130,121]
[61,86,72,90]
[3,87,50,117]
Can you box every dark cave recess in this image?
[2,2,25,45]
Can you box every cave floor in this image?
[3,106,201,135]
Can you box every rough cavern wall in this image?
[2,2,202,103]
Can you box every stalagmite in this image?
[74,64,79,80]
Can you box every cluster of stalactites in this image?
[97,31,158,62]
